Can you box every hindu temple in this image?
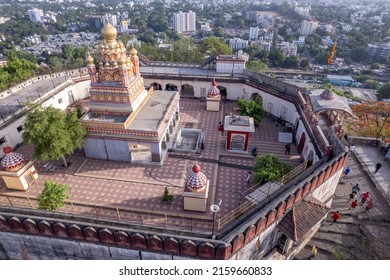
[81,16,180,164]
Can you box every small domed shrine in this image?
[81,15,180,164]
[206,79,221,111]
[182,163,209,212]
[0,146,38,190]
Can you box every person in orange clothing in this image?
[332,211,340,223]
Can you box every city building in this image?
[215,50,248,74]
[81,19,180,164]
[326,75,358,87]
[276,42,298,57]
[101,14,117,26]
[368,42,390,59]
[173,11,196,34]
[293,36,306,49]
[229,38,249,50]
[249,26,260,41]
[300,19,319,36]
[0,17,10,24]
[28,8,44,23]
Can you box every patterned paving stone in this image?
[0,99,301,235]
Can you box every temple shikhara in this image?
[81,17,180,164]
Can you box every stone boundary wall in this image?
[0,152,347,259]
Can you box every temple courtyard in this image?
[0,99,301,235]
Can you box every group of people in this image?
[349,183,374,213]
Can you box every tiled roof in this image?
[186,164,208,190]
[278,199,328,241]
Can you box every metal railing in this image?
[0,194,213,234]
[218,160,308,230]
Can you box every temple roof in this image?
[309,89,353,116]
[207,79,220,97]
[186,164,208,190]
[1,146,25,170]
[278,199,328,241]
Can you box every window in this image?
[58,98,63,104]
[0,137,6,145]
[25,174,34,184]
[267,102,273,114]
[17,125,23,132]
[280,106,288,120]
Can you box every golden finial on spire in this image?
[86,51,94,65]
[130,44,138,56]
[101,14,117,45]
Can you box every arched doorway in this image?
[165,83,178,91]
[298,132,306,154]
[230,135,245,151]
[250,93,263,104]
[151,82,162,90]
[181,84,194,98]
[217,86,227,100]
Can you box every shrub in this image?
[253,154,292,184]
[37,180,69,211]
[236,98,265,125]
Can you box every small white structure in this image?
[0,146,38,191]
[206,79,221,111]
[182,164,209,212]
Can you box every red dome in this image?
[192,164,201,173]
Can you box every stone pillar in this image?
[151,143,162,163]
[169,124,173,133]
[172,119,176,127]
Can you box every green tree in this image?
[350,47,368,63]
[236,99,265,125]
[199,36,232,56]
[282,56,299,68]
[253,154,292,184]
[37,180,69,211]
[300,59,310,69]
[377,82,390,100]
[23,106,86,167]
[246,60,268,73]
[364,80,379,90]
[268,49,285,67]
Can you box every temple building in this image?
[81,17,180,164]
[0,146,38,191]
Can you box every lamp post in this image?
[210,200,222,239]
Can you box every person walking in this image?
[374,162,382,174]
[246,171,253,184]
[365,199,373,213]
[251,145,257,157]
[285,143,291,155]
[344,133,349,144]
[350,200,358,212]
[351,183,360,195]
[311,245,318,258]
[343,166,351,179]
[332,211,340,223]
[360,191,369,205]
[349,144,355,154]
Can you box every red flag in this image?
[327,41,337,64]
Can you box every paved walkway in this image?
[0,99,301,235]
[295,149,390,260]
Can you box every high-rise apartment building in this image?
[173,11,196,33]
[299,19,319,36]
[249,26,259,41]
[28,8,44,23]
